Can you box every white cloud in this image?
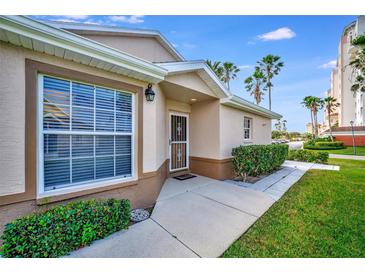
[61,15,89,20]
[183,43,197,49]
[109,15,144,24]
[238,65,251,69]
[84,21,102,25]
[318,60,337,69]
[52,18,79,23]
[257,27,296,41]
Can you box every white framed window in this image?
[244,117,252,140]
[38,74,134,194]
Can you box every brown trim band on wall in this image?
[0,59,144,206]
[189,156,234,180]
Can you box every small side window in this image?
[244,117,252,140]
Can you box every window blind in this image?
[41,75,133,191]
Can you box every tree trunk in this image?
[314,110,319,138]
[227,79,230,91]
[255,85,260,104]
[328,107,333,141]
[268,85,272,110]
[310,110,314,136]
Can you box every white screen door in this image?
[169,113,189,171]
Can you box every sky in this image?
[33,15,357,132]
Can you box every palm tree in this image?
[282,119,287,132]
[244,67,266,104]
[221,62,240,91]
[311,97,324,138]
[301,96,323,138]
[206,60,223,80]
[301,96,315,136]
[257,55,284,110]
[323,96,340,141]
[274,119,282,131]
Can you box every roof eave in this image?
[221,95,282,119]
[43,21,185,62]
[0,16,168,83]
[156,61,231,98]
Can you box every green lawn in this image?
[223,159,365,258]
[320,146,365,156]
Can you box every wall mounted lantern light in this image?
[145,84,155,102]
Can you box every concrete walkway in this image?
[329,154,365,161]
[226,160,339,201]
[69,160,339,258]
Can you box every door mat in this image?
[173,174,197,181]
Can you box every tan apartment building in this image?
[0,16,281,233]
[306,122,323,135]
[322,15,365,145]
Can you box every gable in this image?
[73,33,179,63]
[165,72,218,98]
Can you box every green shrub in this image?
[315,141,344,148]
[315,136,332,142]
[304,140,344,150]
[304,139,316,146]
[287,149,329,164]
[232,144,289,179]
[0,198,131,258]
[304,145,344,150]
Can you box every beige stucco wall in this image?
[0,43,26,195]
[190,100,220,159]
[78,34,178,63]
[219,105,272,159]
[0,41,156,196]
[155,85,167,170]
[165,99,191,114]
[165,72,217,98]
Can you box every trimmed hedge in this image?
[315,141,344,147]
[304,145,344,150]
[304,141,344,150]
[232,144,289,179]
[315,136,332,142]
[287,149,329,164]
[0,198,131,258]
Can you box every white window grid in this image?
[37,74,135,195]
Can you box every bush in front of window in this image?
[232,144,289,180]
[0,198,131,258]
[287,149,329,164]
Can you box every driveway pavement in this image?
[69,160,339,258]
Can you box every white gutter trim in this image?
[330,131,365,136]
[0,16,168,82]
[156,60,231,98]
[44,21,185,62]
[221,95,282,119]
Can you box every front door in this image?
[169,113,189,172]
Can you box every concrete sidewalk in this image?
[329,154,365,161]
[69,160,339,258]
[70,176,274,258]
[226,160,339,201]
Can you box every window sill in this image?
[36,177,138,205]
